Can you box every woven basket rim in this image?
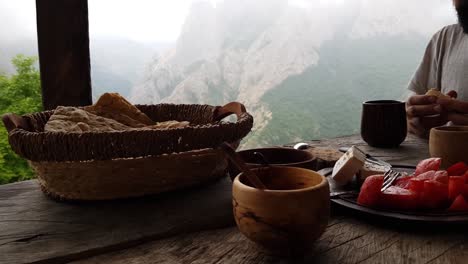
[7,103,254,162]
[15,117,245,135]
[30,148,220,164]
[23,103,246,133]
[10,104,252,136]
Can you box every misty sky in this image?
[0,0,220,43]
[0,0,457,44]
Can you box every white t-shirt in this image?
[408,24,468,101]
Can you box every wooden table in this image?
[2,135,468,264]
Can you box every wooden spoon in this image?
[220,143,267,190]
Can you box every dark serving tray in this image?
[318,166,468,223]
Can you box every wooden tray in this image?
[319,167,468,223]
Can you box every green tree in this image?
[0,55,42,184]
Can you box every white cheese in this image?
[357,162,387,182]
[331,146,366,186]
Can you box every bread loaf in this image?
[45,93,190,132]
[45,106,134,133]
[425,88,452,100]
[85,93,155,127]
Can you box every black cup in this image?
[361,100,407,148]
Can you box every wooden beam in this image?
[36,0,92,110]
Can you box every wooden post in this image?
[36,0,92,110]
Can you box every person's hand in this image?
[406,95,447,138]
[437,97,468,125]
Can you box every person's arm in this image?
[406,29,446,138]
[407,34,439,95]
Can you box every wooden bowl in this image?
[228,148,315,179]
[232,166,330,255]
[429,126,468,169]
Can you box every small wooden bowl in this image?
[429,126,468,169]
[232,166,330,255]
[228,148,315,179]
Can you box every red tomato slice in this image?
[464,184,468,200]
[448,176,465,201]
[465,171,468,184]
[447,162,468,176]
[448,194,468,212]
[409,179,425,194]
[414,170,436,181]
[380,186,420,210]
[415,158,441,176]
[394,176,413,189]
[357,175,384,208]
[421,180,448,209]
[434,170,449,184]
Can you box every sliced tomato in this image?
[434,170,449,184]
[465,171,468,184]
[463,184,468,200]
[448,176,465,201]
[414,170,436,181]
[415,158,441,176]
[380,186,420,210]
[447,162,468,176]
[408,179,425,194]
[448,194,468,212]
[357,175,384,208]
[394,175,413,189]
[421,180,448,209]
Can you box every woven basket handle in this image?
[213,102,247,122]
[2,113,30,133]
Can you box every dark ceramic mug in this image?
[361,100,407,148]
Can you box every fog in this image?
[0,0,456,44]
[0,0,458,82]
[0,0,460,147]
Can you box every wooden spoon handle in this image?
[220,143,266,190]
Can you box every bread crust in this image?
[85,93,155,127]
[45,106,133,132]
[45,93,190,132]
[425,88,451,100]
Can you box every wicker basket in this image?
[2,102,253,201]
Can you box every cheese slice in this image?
[357,162,387,182]
[331,146,366,186]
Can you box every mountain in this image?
[90,38,172,100]
[257,35,427,146]
[0,36,171,101]
[128,0,454,148]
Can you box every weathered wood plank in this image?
[72,210,468,264]
[36,0,92,110]
[1,135,440,264]
[0,177,234,264]
[70,135,446,264]
[429,241,468,264]
[296,134,429,167]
